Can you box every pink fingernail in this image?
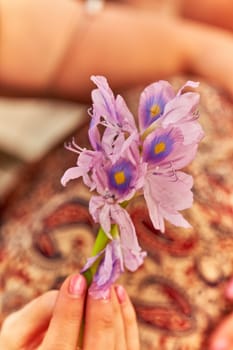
[225,279,233,299]
[68,274,86,297]
[115,285,126,303]
[211,338,228,350]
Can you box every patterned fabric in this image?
[0,77,233,349]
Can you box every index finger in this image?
[42,274,87,350]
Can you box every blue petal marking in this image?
[108,160,134,194]
[145,132,174,163]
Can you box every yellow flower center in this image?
[114,171,126,185]
[150,104,161,118]
[154,142,166,154]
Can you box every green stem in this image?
[79,224,119,347]
[82,226,110,286]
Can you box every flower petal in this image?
[176,120,205,145]
[177,80,199,96]
[160,208,191,229]
[143,177,165,232]
[91,75,117,121]
[162,92,200,127]
[143,124,202,169]
[89,196,112,239]
[81,249,104,272]
[61,167,85,186]
[88,239,124,299]
[138,80,175,132]
[115,94,137,132]
[144,171,193,232]
[111,204,147,271]
[90,75,136,133]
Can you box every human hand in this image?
[209,279,233,350]
[0,274,140,350]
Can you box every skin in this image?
[178,0,233,32]
[1,0,233,102]
[114,0,233,31]
[208,279,233,350]
[0,274,140,350]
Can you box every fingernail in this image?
[68,274,86,297]
[211,338,228,350]
[225,279,233,299]
[115,285,126,304]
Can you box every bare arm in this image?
[1,0,233,103]
[0,0,189,101]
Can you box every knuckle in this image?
[0,317,16,348]
[123,307,137,327]
[1,313,17,334]
[98,312,113,330]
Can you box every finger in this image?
[83,287,115,350]
[111,288,127,350]
[209,313,233,350]
[0,291,58,349]
[42,273,87,350]
[225,278,233,300]
[115,285,140,350]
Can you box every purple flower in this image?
[61,76,204,298]
[89,196,146,266]
[139,80,204,145]
[136,80,204,232]
[61,136,145,202]
[138,80,176,131]
[82,239,124,299]
[89,75,138,153]
[82,234,146,299]
[141,124,200,232]
[62,77,203,233]
[144,170,193,233]
[143,126,198,169]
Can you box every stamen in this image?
[88,107,93,117]
[153,162,178,182]
[64,137,83,154]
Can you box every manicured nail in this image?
[225,279,233,299]
[211,338,228,350]
[115,285,126,304]
[68,274,86,297]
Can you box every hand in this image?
[209,279,233,350]
[0,274,140,350]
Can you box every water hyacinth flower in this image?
[142,125,199,232]
[89,75,138,154]
[82,234,146,299]
[81,239,124,300]
[139,79,203,145]
[61,75,204,298]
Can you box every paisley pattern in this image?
[0,77,233,349]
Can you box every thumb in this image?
[0,291,58,349]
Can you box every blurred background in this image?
[0,98,86,200]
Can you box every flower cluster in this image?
[61,76,204,298]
